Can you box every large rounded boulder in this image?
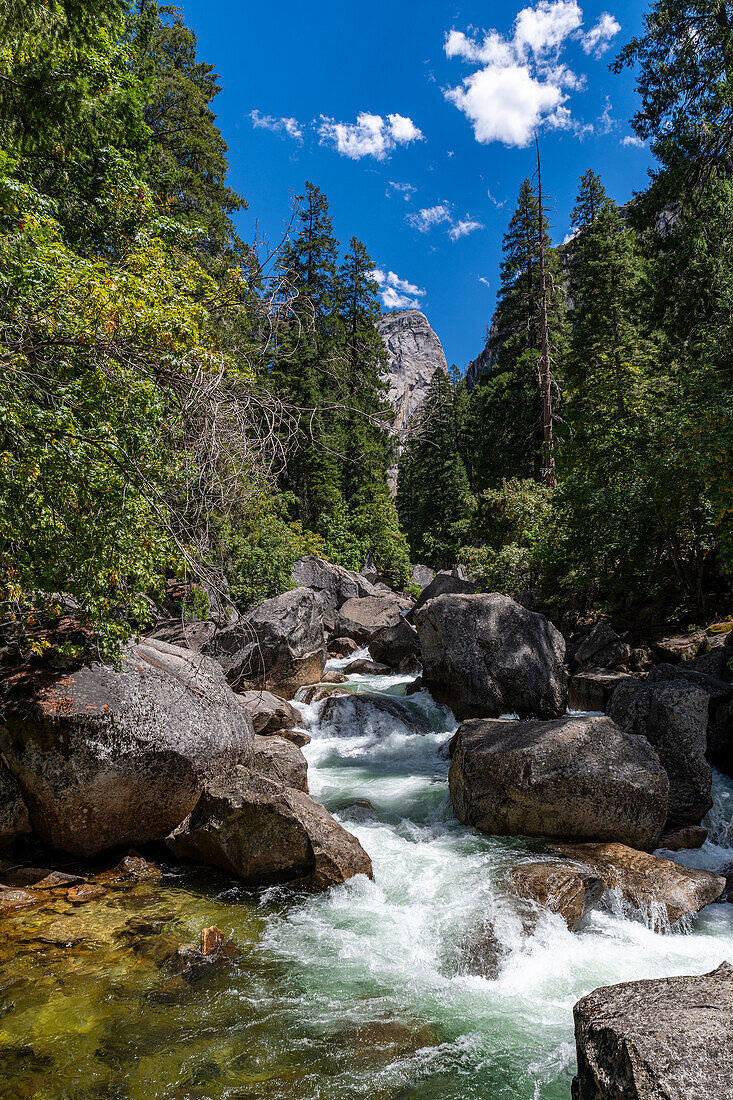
[572,963,733,1100]
[291,555,378,632]
[203,587,326,698]
[414,592,568,719]
[0,639,254,856]
[166,768,373,890]
[608,679,713,829]
[449,715,668,850]
[334,596,404,645]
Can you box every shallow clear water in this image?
[1,661,732,1099]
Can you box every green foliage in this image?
[459,479,552,595]
[397,368,474,568]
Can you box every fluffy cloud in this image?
[449,218,484,241]
[318,112,423,160]
[444,1,620,147]
[621,133,645,148]
[581,12,621,57]
[407,204,452,232]
[371,268,425,309]
[249,110,302,141]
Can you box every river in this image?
[1,655,732,1098]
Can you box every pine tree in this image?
[397,368,472,567]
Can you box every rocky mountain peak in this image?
[377,309,448,435]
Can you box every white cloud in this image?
[621,133,645,148]
[514,0,582,56]
[371,268,425,309]
[487,188,506,209]
[249,110,302,141]
[318,112,424,160]
[407,204,452,232]
[388,180,417,200]
[581,12,621,57]
[479,276,491,287]
[407,203,484,241]
[444,1,620,147]
[449,218,484,241]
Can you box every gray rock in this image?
[369,620,421,671]
[335,596,403,645]
[414,593,568,719]
[411,564,435,590]
[465,324,497,393]
[203,587,325,699]
[291,556,378,632]
[552,841,725,926]
[574,623,633,671]
[0,639,254,856]
[647,665,733,780]
[570,668,638,712]
[449,715,668,850]
[608,680,712,829]
[252,735,308,792]
[328,637,359,658]
[411,571,475,615]
[144,618,217,652]
[572,962,733,1100]
[377,309,448,437]
[343,659,392,676]
[238,690,299,735]
[508,861,605,931]
[317,693,431,738]
[0,759,30,848]
[166,768,372,890]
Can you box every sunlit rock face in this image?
[377,310,447,434]
[377,309,448,492]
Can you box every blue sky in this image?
[181,0,654,371]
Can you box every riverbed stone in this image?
[449,715,668,850]
[335,596,404,645]
[551,841,726,926]
[414,593,568,720]
[252,734,308,793]
[571,962,733,1100]
[569,668,638,712]
[317,693,431,738]
[343,658,392,676]
[608,679,713,828]
[237,689,300,735]
[368,619,421,671]
[203,588,326,698]
[508,861,605,931]
[0,639,254,857]
[411,571,475,614]
[166,768,373,890]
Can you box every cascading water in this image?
[1,657,731,1099]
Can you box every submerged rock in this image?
[205,588,326,699]
[328,637,359,658]
[414,593,567,719]
[0,886,45,915]
[552,841,725,926]
[0,639,254,857]
[608,679,713,828]
[317,693,431,738]
[166,768,373,890]
[508,861,605,932]
[343,658,392,676]
[449,716,668,850]
[572,962,733,1100]
[252,734,308,793]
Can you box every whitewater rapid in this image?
[258,654,733,1099]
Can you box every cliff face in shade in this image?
[377,310,448,435]
[465,321,497,393]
